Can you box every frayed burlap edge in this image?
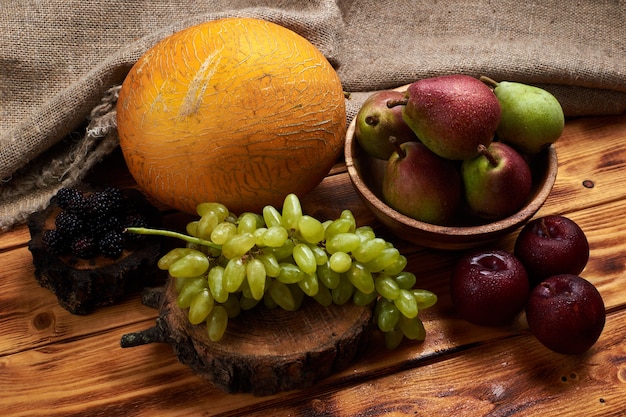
[0,86,122,233]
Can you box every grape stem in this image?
[124,227,221,250]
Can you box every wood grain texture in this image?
[0,114,625,416]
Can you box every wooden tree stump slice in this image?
[123,278,374,396]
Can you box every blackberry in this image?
[54,210,85,238]
[42,229,69,255]
[87,188,124,219]
[99,230,125,258]
[71,235,98,259]
[55,187,83,210]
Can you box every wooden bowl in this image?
[344,97,558,251]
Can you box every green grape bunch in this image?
[127,193,437,349]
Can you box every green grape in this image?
[281,193,302,231]
[317,261,341,289]
[238,212,261,234]
[394,288,418,319]
[196,210,219,239]
[276,262,305,284]
[206,305,228,342]
[246,258,267,300]
[221,232,256,260]
[397,315,426,341]
[331,274,354,305]
[196,202,229,221]
[382,254,407,276]
[364,247,400,272]
[188,288,214,325]
[346,261,375,294]
[384,327,404,349]
[223,257,247,293]
[375,275,401,300]
[324,218,352,240]
[262,205,282,228]
[377,300,400,332]
[174,276,193,292]
[339,209,357,232]
[393,271,417,290]
[354,225,376,242]
[239,295,261,311]
[326,232,361,254]
[269,280,297,311]
[157,247,197,270]
[207,265,228,303]
[292,243,317,275]
[290,283,305,310]
[353,288,378,306]
[253,227,267,247]
[261,226,289,248]
[298,215,325,244]
[312,283,333,306]
[186,220,199,237]
[169,250,210,278]
[266,238,295,260]
[240,278,253,300]
[411,289,438,310]
[256,252,281,277]
[297,272,319,297]
[352,237,386,263]
[263,290,279,309]
[210,221,237,245]
[329,251,352,273]
[221,294,242,318]
[308,244,328,265]
[176,277,208,309]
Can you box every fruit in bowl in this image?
[345,75,561,250]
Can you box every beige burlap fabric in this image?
[1,0,625,231]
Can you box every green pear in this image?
[461,142,532,220]
[389,74,501,160]
[355,90,418,160]
[383,138,462,225]
[481,76,564,154]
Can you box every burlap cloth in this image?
[2,0,625,231]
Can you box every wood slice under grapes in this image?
[121,278,374,396]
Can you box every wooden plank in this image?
[0,246,160,357]
[1,304,622,417]
[240,307,626,417]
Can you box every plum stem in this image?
[386,98,408,108]
[478,144,498,167]
[389,136,405,158]
[539,218,552,238]
[480,75,500,89]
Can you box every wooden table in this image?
[2,114,625,416]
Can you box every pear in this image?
[461,142,532,220]
[481,76,564,154]
[389,74,501,160]
[355,90,418,160]
[383,138,462,225]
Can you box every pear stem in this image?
[478,144,498,167]
[389,136,406,158]
[479,75,500,89]
[386,98,408,108]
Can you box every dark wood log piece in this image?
[27,187,163,315]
